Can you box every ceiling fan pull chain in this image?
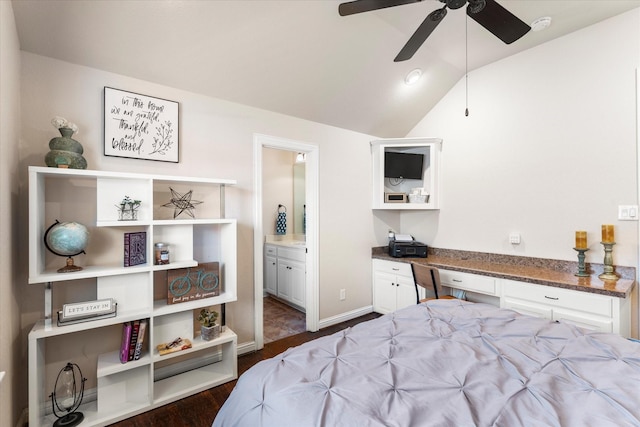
[465,14,469,117]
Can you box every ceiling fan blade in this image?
[394,7,447,62]
[339,0,423,17]
[466,0,530,44]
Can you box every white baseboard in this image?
[237,340,257,355]
[319,305,374,329]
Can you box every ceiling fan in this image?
[338,0,531,62]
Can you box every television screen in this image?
[384,152,424,180]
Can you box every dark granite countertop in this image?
[372,246,635,299]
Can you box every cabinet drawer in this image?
[277,246,306,262]
[503,298,553,320]
[502,280,612,317]
[372,259,413,278]
[439,270,497,296]
[264,245,277,257]
[553,308,613,333]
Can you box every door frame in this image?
[253,134,319,350]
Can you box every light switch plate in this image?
[618,205,639,221]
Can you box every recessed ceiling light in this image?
[405,68,422,85]
[531,16,552,32]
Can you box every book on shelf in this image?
[133,319,147,361]
[128,320,140,361]
[120,322,133,364]
[124,231,147,267]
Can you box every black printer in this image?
[389,239,428,258]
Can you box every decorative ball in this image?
[45,221,89,257]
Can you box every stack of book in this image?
[120,319,148,363]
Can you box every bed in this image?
[213,300,640,427]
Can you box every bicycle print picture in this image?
[166,262,221,305]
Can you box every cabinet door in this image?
[373,271,399,314]
[396,276,418,311]
[289,260,306,309]
[277,260,293,302]
[265,255,277,295]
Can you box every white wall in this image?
[405,9,639,267]
[0,2,23,426]
[262,148,296,236]
[16,52,376,415]
[405,9,640,336]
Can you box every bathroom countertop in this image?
[265,240,306,248]
[372,246,635,299]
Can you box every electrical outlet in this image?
[509,233,521,245]
[340,289,346,301]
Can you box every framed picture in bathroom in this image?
[103,87,179,163]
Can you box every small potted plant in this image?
[116,196,141,221]
[198,308,220,341]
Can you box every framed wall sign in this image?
[166,262,221,305]
[104,87,179,163]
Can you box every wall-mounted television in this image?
[384,152,424,180]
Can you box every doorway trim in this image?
[253,134,319,350]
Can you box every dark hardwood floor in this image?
[107,312,380,427]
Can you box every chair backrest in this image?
[411,262,443,302]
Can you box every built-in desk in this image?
[372,246,636,337]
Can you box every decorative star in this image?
[162,187,203,218]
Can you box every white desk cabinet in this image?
[372,259,419,314]
[371,259,631,337]
[28,167,238,426]
[501,279,631,336]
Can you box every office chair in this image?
[411,262,456,303]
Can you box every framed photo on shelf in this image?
[104,87,179,163]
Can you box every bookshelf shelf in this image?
[97,350,151,377]
[27,166,238,427]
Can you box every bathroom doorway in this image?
[253,134,319,350]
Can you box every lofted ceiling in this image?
[11,0,640,137]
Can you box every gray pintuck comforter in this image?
[213,300,640,427]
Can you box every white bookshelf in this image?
[27,166,238,427]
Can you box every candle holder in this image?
[598,242,619,281]
[573,247,590,277]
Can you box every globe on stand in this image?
[44,220,89,273]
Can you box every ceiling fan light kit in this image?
[405,68,423,85]
[339,0,531,61]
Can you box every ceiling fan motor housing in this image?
[445,0,468,9]
[467,0,486,14]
